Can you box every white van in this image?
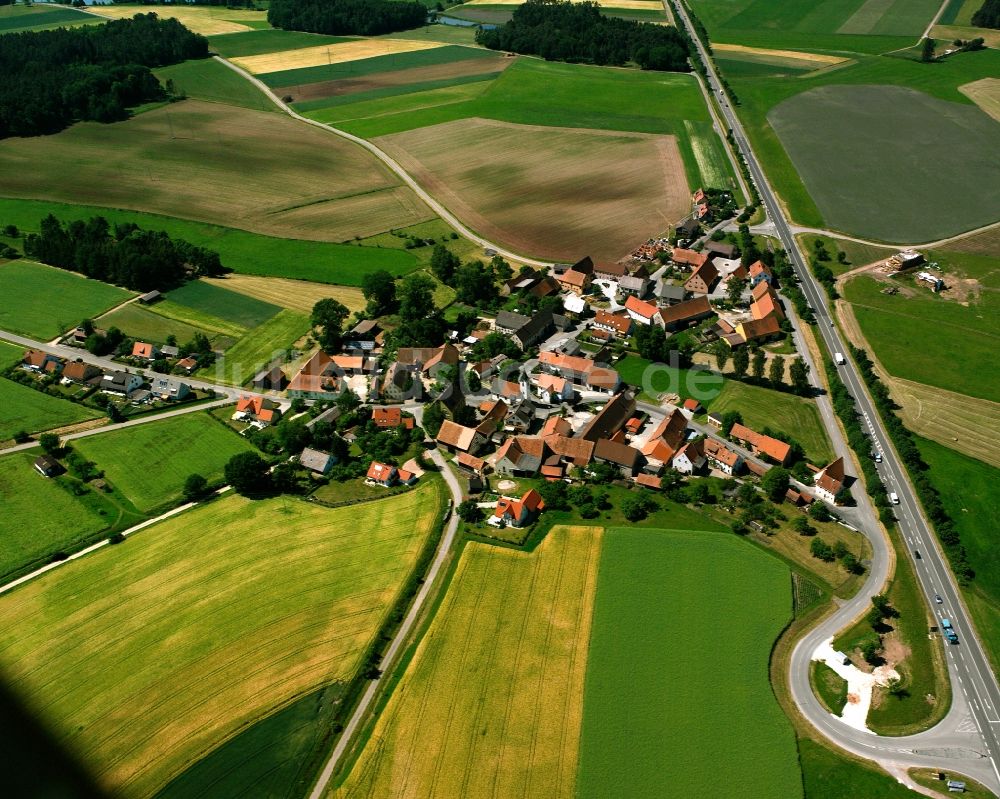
[889,492,900,505]
[834,352,846,365]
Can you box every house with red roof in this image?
[624,295,664,327]
[729,423,791,465]
[372,407,415,429]
[489,488,545,528]
[131,342,159,361]
[235,395,280,425]
[813,456,846,503]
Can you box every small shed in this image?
[138,290,162,305]
[34,455,61,478]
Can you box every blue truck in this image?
[942,618,959,645]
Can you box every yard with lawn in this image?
[577,527,800,798]
[73,412,257,512]
[211,310,311,387]
[617,354,724,406]
[710,379,834,464]
[0,260,132,339]
[0,480,444,797]
[0,374,102,443]
[164,279,280,330]
[97,303,220,349]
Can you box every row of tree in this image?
[476,0,691,72]
[24,214,227,292]
[0,14,207,138]
[267,0,427,36]
[972,0,1000,29]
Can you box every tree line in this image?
[24,214,228,292]
[268,0,427,36]
[476,0,691,72]
[0,14,207,138]
[972,0,1000,28]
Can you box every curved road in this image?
[670,1,1000,792]
[215,57,555,270]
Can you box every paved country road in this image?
[670,1,1000,792]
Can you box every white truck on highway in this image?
[834,352,846,365]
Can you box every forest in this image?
[0,14,207,138]
[476,0,691,72]
[268,0,427,36]
[972,0,1000,28]
[23,215,228,292]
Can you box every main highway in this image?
[670,0,1000,791]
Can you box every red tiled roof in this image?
[624,295,660,320]
[730,423,791,464]
[132,342,155,359]
[594,310,632,335]
[541,415,572,437]
[671,248,709,268]
[659,296,712,326]
[367,461,397,482]
[636,473,661,489]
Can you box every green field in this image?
[0,375,102,442]
[207,29,352,58]
[0,453,112,580]
[74,412,256,512]
[154,58,277,113]
[617,355,725,406]
[148,300,248,339]
[0,199,421,287]
[577,527,800,798]
[711,379,834,463]
[918,436,1000,670]
[0,340,22,368]
[843,254,1000,403]
[212,309,310,386]
[0,483,444,797]
[811,661,848,714]
[799,739,924,799]
[0,4,96,32]
[0,260,132,339]
[291,71,501,114]
[768,84,1000,242]
[99,303,220,348]
[164,280,280,330]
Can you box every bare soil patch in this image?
[374,117,690,262]
[0,100,433,242]
[291,54,511,102]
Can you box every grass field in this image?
[811,661,848,714]
[212,310,311,387]
[0,261,131,340]
[236,38,445,75]
[947,224,1000,258]
[768,85,1000,242]
[74,412,256,512]
[0,483,443,797]
[99,303,220,348]
[0,100,435,245]
[148,300,248,340]
[203,275,365,315]
[798,233,896,275]
[617,355,725,406]
[711,379,834,463]
[377,118,689,262]
[208,30,352,59]
[164,280,280,330]
[0,199,422,287]
[917,436,1000,671]
[577,527,800,798]
[842,254,1000,403]
[959,77,1000,124]
[799,739,924,799]
[87,5,268,35]
[331,525,603,798]
[0,453,112,579]
[0,371,102,443]
[153,59,278,114]
[0,3,96,32]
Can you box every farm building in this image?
[684,260,719,295]
[252,366,288,391]
[138,290,162,304]
[813,457,846,503]
[730,423,791,465]
[299,447,335,475]
[34,455,61,478]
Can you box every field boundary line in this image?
[790,217,1000,249]
[214,56,554,269]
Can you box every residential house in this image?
[23,349,64,375]
[382,361,420,402]
[235,395,280,425]
[501,269,539,297]
[641,437,676,474]
[658,283,689,306]
[469,354,506,383]
[34,455,61,478]
[151,377,191,401]
[672,439,707,474]
[748,260,774,287]
[730,422,791,464]
[704,240,736,259]
[540,415,573,438]
[578,390,636,442]
[684,260,720,295]
[436,420,485,455]
[489,488,545,528]
[494,436,546,476]
[683,398,703,414]
[372,407,415,430]
[813,456,846,503]
[366,461,399,487]
[635,473,662,490]
[624,295,664,327]
[544,434,594,470]
[533,373,574,405]
[299,447,335,475]
[704,438,743,475]
[647,408,689,451]
[512,311,556,350]
[288,354,345,401]
[671,248,710,271]
[457,451,487,475]
[101,371,143,396]
[537,351,619,393]
[530,275,561,297]
[557,267,592,295]
[175,356,199,375]
[138,290,161,304]
[62,360,100,384]
[160,345,179,359]
[593,310,632,338]
[730,315,783,347]
[660,296,714,332]
[252,366,288,391]
[676,218,700,241]
[619,274,650,297]
[492,378,523,402]
[476,398,509,441]
[594,438,642,477]
[706,411,724,428]
[594,262,628,281]
[751,282,785,321]
[131,341,159,361]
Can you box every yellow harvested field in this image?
[714,43,848,67]
[85,5,267,35]
[332,526,603,799]
[0,100,434,242]
[468,0,660,6]
[205,274,365,314]
[375,118,690,262]
[959,78,1000,124]
[232,39,445,75]
[0,484,444,797]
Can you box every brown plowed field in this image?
[0,100,434,242]
[291,54,511,103]
[375,118,690,262]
